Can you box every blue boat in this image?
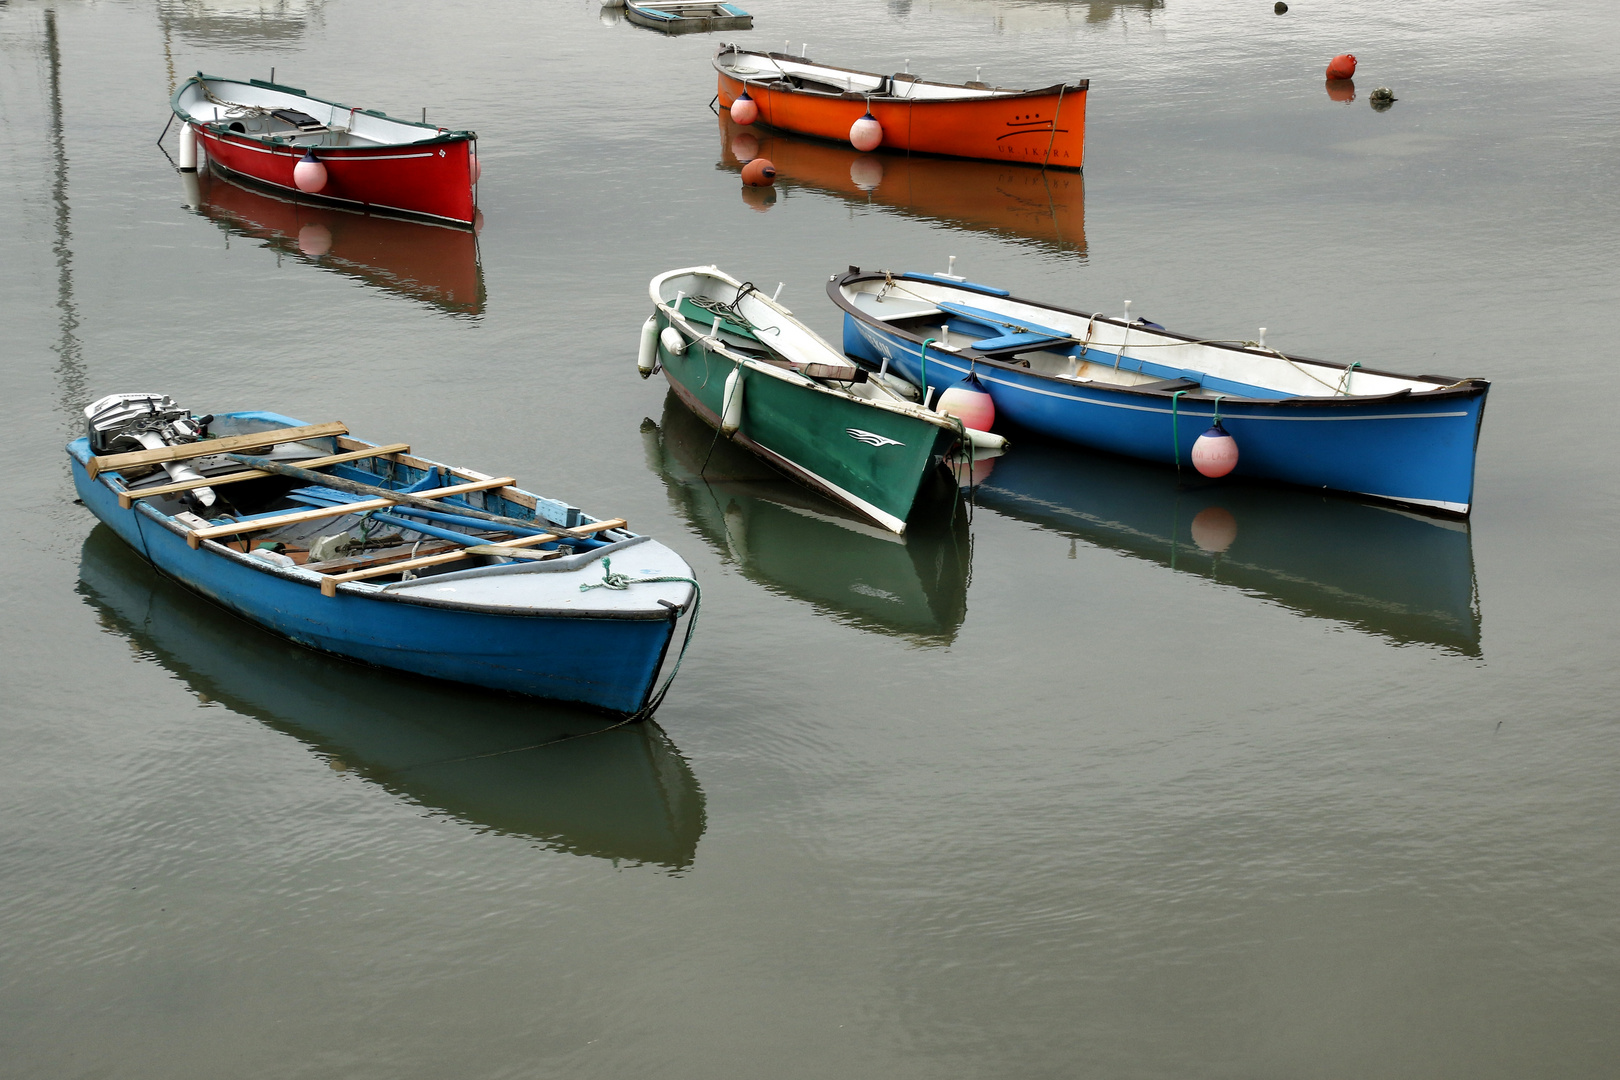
[69,394,698,717]
[830,269,1490,515]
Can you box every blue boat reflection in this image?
[975,439,1482,655]
[77,526,706,868]
[643,395,972,645]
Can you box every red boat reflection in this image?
[718,114,1085,256]
[186,169,485,317]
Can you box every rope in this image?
[918,336,936,403]
[1041,84,1066,170]
[580,557,702,721]
[1170,389,1189,471]
[1338,361,1361,396]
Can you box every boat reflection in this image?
[158,0,324,46]
[890,0,1162,30]
[975,440,1482,655]
[184,168,486,317]
[77,527,705,868]
[643,394,972,645]
[718,115,1085,257]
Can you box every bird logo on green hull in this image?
[847,428,903,447]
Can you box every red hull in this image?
[194,125,477,226]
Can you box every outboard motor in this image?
[83,393,217,507]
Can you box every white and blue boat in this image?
[831,268,1490,515]
[69,394,698,717]
[620,0,752,34]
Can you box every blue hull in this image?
[842,316,1487,515]
[70,442,679,716]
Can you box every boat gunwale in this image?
[828,270,1489,406]
[172,73,477,145]
[715,44,1088,102]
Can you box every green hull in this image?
[654,310,960,532]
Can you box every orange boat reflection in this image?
[718,114,1085,256]
[185,168,486,317]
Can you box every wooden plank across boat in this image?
[624,0,752,34]
[70,398,697,716]
[644,266,993,535]
[172,74,480,227]
[830,268,1491,516]
[714,45,1087,169]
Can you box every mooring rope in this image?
[581,556,702,721]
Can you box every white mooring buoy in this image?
[178,123,197,172]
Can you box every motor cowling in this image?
[83,393,217,505]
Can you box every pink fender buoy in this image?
[1191,422,1239,478]
[1325,54,1357,81]
[293,150,327,193]
[936,374,995,432]
[850,111,883,152]
[740,157,776,186]
[470,151,482,184]
[730,89,758,126]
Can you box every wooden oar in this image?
[228,454,542,531]
[118,443,410,508]
[319,519,628,597]
[186,476,516,549]
[87,421,347,479]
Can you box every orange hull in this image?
[715,52,1085,169]
[718,115,1085,256]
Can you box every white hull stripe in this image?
[882,343,1470,422]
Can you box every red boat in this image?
[172,74,479,227]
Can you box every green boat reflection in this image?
[643,394,972,646]
[975,440,1482,655]
[77,527,705,868]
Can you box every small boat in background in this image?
[716,45,1087,169]
[831,268,1490,515]
[186,169,485,317]
[70,394,697,716]
[619,0,752,33]
[717,114,1085,256]
[645,266,999,534]
[172,73,480,227]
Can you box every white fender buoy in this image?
[965,427,1007,451]
[293,150,327,193]
[935,373,995,432]
[637,315,659,378]
[659,325,686,357]
[178,122,197,172]
[721,365,746,436]
[1191,421,1239,478]
[730,89,758,126]
[850,111,883,152]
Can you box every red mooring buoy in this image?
[740,157,777,186]
[1325,54,1357,81]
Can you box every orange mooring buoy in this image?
[740,157,777,186]
[1325,54,1357,81]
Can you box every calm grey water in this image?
[3,0,1619,1075]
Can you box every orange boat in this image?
[717,115,1085,255]
[714,45,1087,170]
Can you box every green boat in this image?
[642,265,992,534]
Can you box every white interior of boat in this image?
[717,47,1006,100]
[176,78,449,149]
[843,275,1457,400]
[651,266,961,428]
